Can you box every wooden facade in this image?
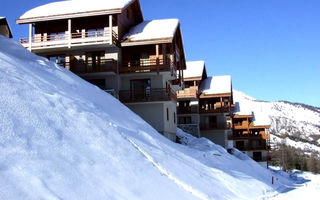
[232,114,271,163]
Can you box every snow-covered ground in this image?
[0,35,316,199]
[273,171,320,200]
[233,90,320,151]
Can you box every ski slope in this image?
[0,35,292,199]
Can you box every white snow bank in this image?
[199,75,232,95]
[19,0,134,19]
[0,35,292,199]
[122,19,179,42]
[184,61,205,79]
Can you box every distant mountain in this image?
[233,90,320,152]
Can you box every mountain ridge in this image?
[233,89,320,152]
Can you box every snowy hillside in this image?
[0,36,296,199]
[233,90,320,152]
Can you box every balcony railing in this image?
[233,122,254,130]
[199,103,231,114]
[177,106,199,114]
[236,145,271,151]
[119,88,177,103]
[177,86,198,99]
[67,59,117,74]
[200,122,231,130]
[20,30,118,49]
[120,57,176,74]
[228,133,268,140]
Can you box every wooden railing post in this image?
[109,15,113,45]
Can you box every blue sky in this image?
[2,0,320,107]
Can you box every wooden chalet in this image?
[16,0,185,142]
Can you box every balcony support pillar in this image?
[156,44,159,65]
[109,15,113,45]
[28,23,33,51]
[68,19,71,48]
[162,44,166,64]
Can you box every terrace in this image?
[119,88,177,103]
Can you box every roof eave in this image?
[199,92,232,98]
[16,8,123,24]
[121,37,173,47]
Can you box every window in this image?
[178,116,191,124]
[236,141,245,149]
[253,152,262,161]
[49,32,65,41]
[200,115,217,129]
[87,28,104,37]
[88,79,106,90]
[86,52,105,72]
[166,108,169,121]
[141,53,149,66]
[130,79,151,100]
[48,55,66,67]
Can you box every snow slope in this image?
[233,90,320,152]
[0,35,291,199]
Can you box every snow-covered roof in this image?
[122,19,179,43]
[18,0,134,22]
[184,61,205,79]
[233,90,270,126]
[199,76,232,95]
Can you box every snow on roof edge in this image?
[18,0,135,21]
[122,18,179,42]
[199,75,232,95]
[184,61,205,79]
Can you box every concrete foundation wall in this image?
[200,130,229,148]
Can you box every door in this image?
[86,52,105,72]
[130,79,151,100]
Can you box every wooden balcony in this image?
[20,29,118,50]
[228,133,268,140]
[177,107,198,114]
[68,59,117,74]
[233,122,254,130]
[199,104,231,114]
[177,86,198,99]
[235,144,271,151]
[200,122,232,130]
[119,88,177,103]
[119,57,176,74]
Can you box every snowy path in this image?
[119,131,210,200]
[268,172,320,200]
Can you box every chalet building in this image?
[177,61,234,148]
[0,17,13,38]
[177,61,207,138]
[231,114,271,168]
[16,0,185,141]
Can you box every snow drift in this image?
[0,35,290,199]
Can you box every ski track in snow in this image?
[118,131,210,200]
